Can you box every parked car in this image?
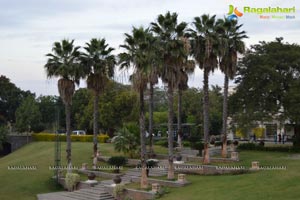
[72,130,86,135]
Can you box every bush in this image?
[237,143,300,153]
[65,173,80,191]
[155,139,177,148]
[191,141,204,154]
[113,127,139,158]
[214,141,222,147]
[31,133,109,143]
[107,156,128,173]
[233,140,239,146]
[182,141,190,147]
[259,141,265,146]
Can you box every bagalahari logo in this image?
[227,5,296,20]
[227,5,243,20]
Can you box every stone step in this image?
[74,189,104,196]
[59,190,114,200]
[59,192,99,200]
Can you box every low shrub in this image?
[259,141,265,146]
[237,142,300,153]
[65,173,80,191]
[227,140,232,145]
[182,141,190,147]
[107,156,128,173]
[155,139,177,148]
[214,141,223,147]
[191,141,204,155]
[31,133,109,143]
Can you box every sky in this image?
[0,0,299,96]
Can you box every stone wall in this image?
[7,135,32,152]
[105,185,155,200]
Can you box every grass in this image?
[160,151,300,200]
[1,142,300,200]
[0,142,166,200]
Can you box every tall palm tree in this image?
[45,39,82,167]
[190,15,219,164]
[81,38,115,167]
[148,63,159,155]
[151,12,188,179]
[119,27,156,188]
[217,19,247,158]
[177,59,195,148]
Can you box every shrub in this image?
[237,143,259,150]
[155,139,177,148]
[252,127,265,138]
[191,141,204,155]
[233,140,239,146]
[259,141,265,146]
[113,127,139,158]
[237,143,300,153]
[65,173,80,191]
[31,133,109,143]
[113,184,125,198]
[182,141,190,147]
[98,134,109,143]
[107,156,128,173]
[155,139,168,147]
[214,141,222,147]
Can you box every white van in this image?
[72,130,86,135]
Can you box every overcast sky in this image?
[0,0,299,96]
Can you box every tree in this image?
[217,19,247,157]
[81,38,116,167]
[114,125,139,158]
[230,38,300,147]
[16,95,41,133]
[148,54,160,155]
[177,41,195,148]
[0,125,8,151]
[151,11,188,178]
[119,26,156,188]
[37,95,58,130]
[190,14,219,164]
[45,39,82,167]
[0,75,33,125]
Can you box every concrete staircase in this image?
[38,166,168,199]
[37,183,114,200]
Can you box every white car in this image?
[72,130,86,135]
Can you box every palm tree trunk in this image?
[177,89,183,149]
[93,93,99,168]
[203,69,210,164]
[167,84,175,179]
[65,103,72,170]
[139,90,148,189]
[149,82,154,155]
[221,75,229,158]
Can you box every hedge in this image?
[237,143,300,153]
[32,133,109,143]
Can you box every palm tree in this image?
[190,15,219,164]
[119,27,156,188]
[147,35,161,156]
[177,59,195,148]
[81,38,115,167]
[45,39,82,167]
[217,19,247,158]
[148,64,159,155]
[151,12,188,179]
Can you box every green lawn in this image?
[0,142,300,200]
[161,151,300,200]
